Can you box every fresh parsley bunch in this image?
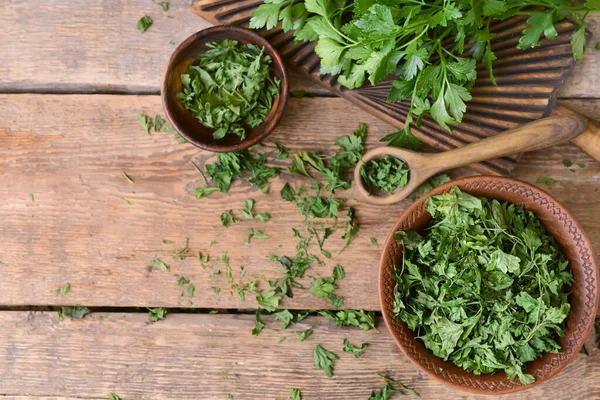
[176,40,281,140]
[251,0,599,135]
[393,188,573,385]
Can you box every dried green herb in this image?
[297,328,313,342]
[28,193,34,202]
[360,156,409,194]
[194,186,219,199]
[289,388,302,400]
[275,143,289,160]
[136,16,152,33]
[319,309,376,331]
[309,266,344,309]
[136,113,153,133]
[278,336,287,343]
[562,159,573,167]
[54,283,71,296]
[148,307,168,322]
[393,187,572,384]
[370,237,379,248]
[107,394,121,400]
[418,174,451,194]
[149,255,170,272]
[153,0,168,11]
[166,238,190,260]
[176,40,281,140]
[369,373,421,399]
[536,176,556,185]
[313,344,338,378]
[154,115,166,131]
[256,290,282,312]
[252,308,266,335]
[59,305,90,320]
[203,149,280,194]
[221,210,239,227]
[343,338,368,358]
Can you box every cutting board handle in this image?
[552,104,600,162]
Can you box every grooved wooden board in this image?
[0,311,598,399]
[190,0,587,176]
[1,94,599,310]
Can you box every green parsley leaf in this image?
[256,290,282,312]
[297,328,313,342]
[562,159,573,167]
[274,309,295,329]
[194,187,219,199]
[313,344,338,378]
[370,237,379,248]
[28,193,34,202]
[380,129,420,151]
[148,255,170,272]
[148,307,167,322]
[221,210,238,227]
[252,308,266,336]
[136,113,153,133]
[59,305,91,320]
[275,143,289,160]
[54,283,71,296]
[154,115,166,131]
[319,310,376,330]
[343,338,368,358]
[153,0,168,12]
[578,162,586,168]
[289,388,302,400]
[418,174,451,194]
[107,394,121,400]
[536,176,555,185]
[278,336,287,343]
[136,16,152,33]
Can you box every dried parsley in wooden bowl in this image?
[161,26,288,152]
[378,176,599,395]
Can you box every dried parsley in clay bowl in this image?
[378,176,599,395]
[161,26,289,152]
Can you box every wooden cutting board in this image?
[190,1,580,176]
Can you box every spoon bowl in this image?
[354,115,587,205]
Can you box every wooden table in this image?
[1,1,599,399]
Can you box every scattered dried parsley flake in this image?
[536,176,555,185]
[136,15,152,33]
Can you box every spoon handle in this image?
[427,115,587,172]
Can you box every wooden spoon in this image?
[354,115,587,205]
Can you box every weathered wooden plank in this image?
[0,0,597,98]
[0,311,598,399]
[0,95,599,310]
[0,0,327,95]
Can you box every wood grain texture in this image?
[0,95,599,310]
[0,0,325,95]
[1,0,597,98]
[0,311,598,400]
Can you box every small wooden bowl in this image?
[161,26,289,152]
[379,176,599,395]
